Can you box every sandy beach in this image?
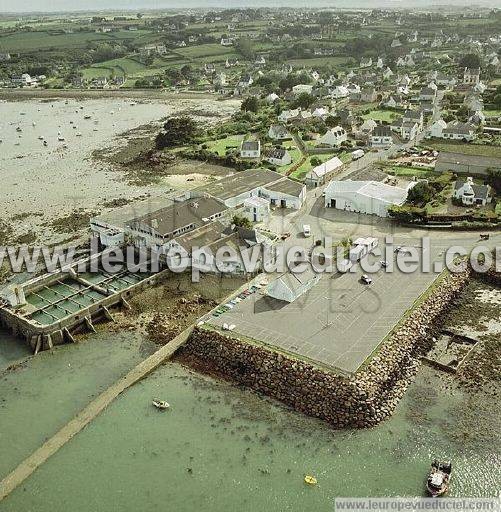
[0,95,239,245]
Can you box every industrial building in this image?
[324,180,414,217]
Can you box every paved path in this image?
[0,326,194,503]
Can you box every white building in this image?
[264,147,292,167]
[370,125,393,148]
[243,196,270,223]
[427,119,447,138]
[453,177,492,206]
[240,140,261,158]
[292,84,313,95]
[305,156,343,187]
[318,126,347,147]
[266,267,320,303]
[324,180,415,217]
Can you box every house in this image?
[384,95,404,108]
[225,57,239,68]
[453,177,492,206]
[435,152,501,176]
[278,108,300,123]
[370,124,393,148]
[469,111,485,126]
[360,57,373,68]
[463,67,480,85]
[305,156,343,187]
[382,67,394,80]
[427,119,447,138]
[403,110,423,131]
[265,92,280,104]
[419,87,436,102]
[237,75,253,88]
[268,124,290,140]
[243,196,270,223]
[292,84,313,96]
[330,85,349,99]
[240,140,261,159]
[442,122,476,142]
[255,55,266,66]
[264,147,292,167]
[435,72,455,88]
[11,73,32,86]
[266,266,320,303]
[0,53,11,61]
[91,76,108,89]
[318,126,347,147]
[391,38,402,48]
[311,107,329,119]
[220,37,234,46]
[376,57,384,68]
[324,179,415,217]
[401,121,418,141]
[360,119,377,134]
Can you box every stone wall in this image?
[178,268,471,428]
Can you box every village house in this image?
[318,126,347,147]
[278,108,300,123]
[419,86,437,102]
[220,36,234,46]
[403,110,424,131]
[268,124,290,140]
[401,121,419,141]
[442,122,476,141]
[463,67,480,85]
[360,119,377,134]
[453,177,492,206]
[292,84,313,96]
[360,57,372,68]
[265,92,280,104]
[0,53,11,61]
[264,147,292,167]
[427,119,447,138]
[370,124,394,148]
[240,140,261,159]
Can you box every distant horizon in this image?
[0,0,499,15]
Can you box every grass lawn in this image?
[206,135,244,156]
[428,142,501,159]
[361,109,401,123]
[176,43,236,59]
[384,165,435,178]
[484,109,501,117]
[278,147,303,174]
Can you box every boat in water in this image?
[152,399,170,410]
[427,460,451,497]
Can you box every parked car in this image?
[361,274,372,284]
[380,260,388,268]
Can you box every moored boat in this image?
[427,460,451,497]
[152,399,170,410]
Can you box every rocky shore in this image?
[177,268,471,428]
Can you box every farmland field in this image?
[286,56,351,68]
[206,135,244,156]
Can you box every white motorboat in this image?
[152,399,170,410]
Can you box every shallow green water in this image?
[0,330,499,511]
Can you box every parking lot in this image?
[208,242,445,375]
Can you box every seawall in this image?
[177,268,471,428]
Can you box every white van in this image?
[352,149,365,160]
[303,224,311,237]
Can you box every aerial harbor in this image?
[0,2,499,510]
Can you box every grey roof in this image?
[175,221,226,252]
[265,147,287,159]
[241,140,260,151]
[443,123,474,135]
[128,197,226,237]
[455,180,490,199]
[265,178,304,197]
[198,168,284,201]
[403,110,422,120]
[373,124,392,137]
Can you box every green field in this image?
[286,56,351,68]
[384,165,436,177]
[176,43,237,59]
[289,151,349,181]
[428,142,501,159]
[362,110,400,123]
[206,135,244,156]
[484,110,501,117]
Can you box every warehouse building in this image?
[324,180,415,217]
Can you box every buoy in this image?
[304,475,317,486]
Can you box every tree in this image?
[459,53,481,70]
[407,181,435,206]
[293,92,315,110]
[325,115,341,128]
[155,117,198,149]
[310,157,321,166]
[241,96,259,113]
[486,168,501,193]
[232,215,253,229]
[235,37,254,61]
